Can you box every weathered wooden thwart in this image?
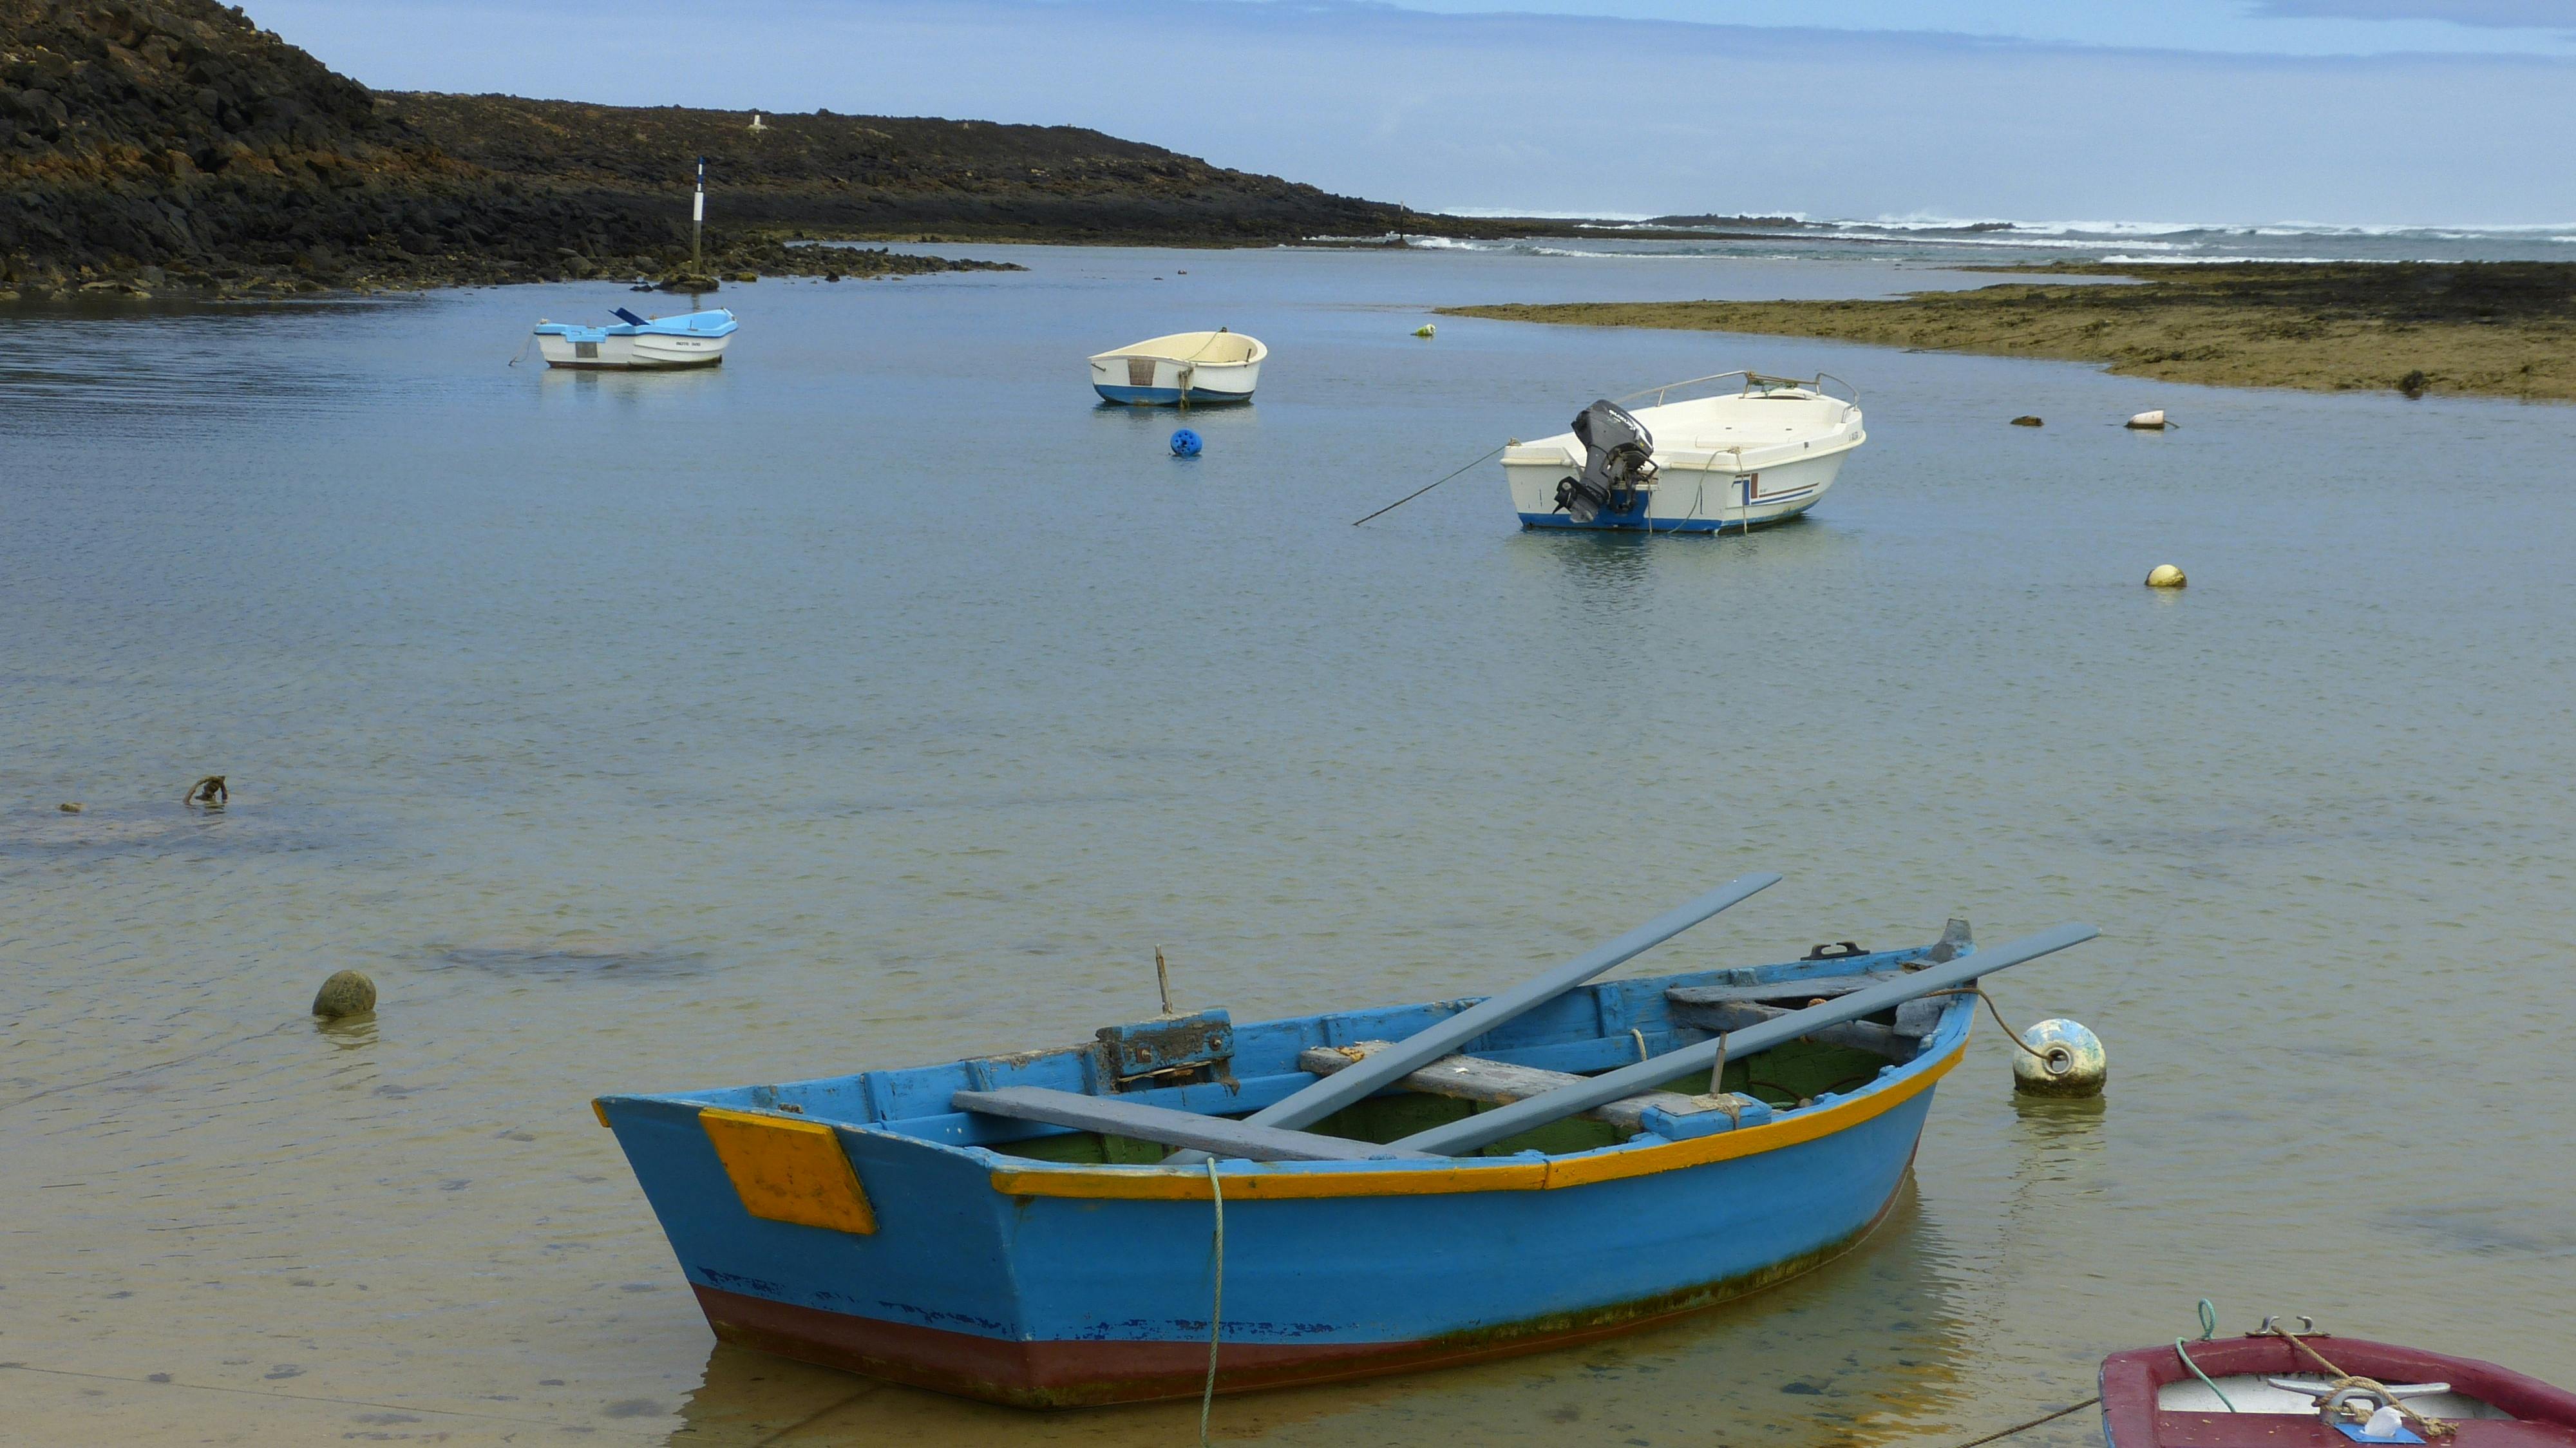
[595,881,2096,1406]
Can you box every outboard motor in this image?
[1555,399,1656,523]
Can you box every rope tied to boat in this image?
[1920,987,2065,1070]
[2173,1299,2237,1409]
[2264,1321,2457,1440]
[1931,1396,2104,1448]
[1198,1158,1226,1447]
[1350,444,1506,526]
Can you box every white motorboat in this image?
[1502,372,1864,533]
[1088,329,1265,405]
[532,307,737,370]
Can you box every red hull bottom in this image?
[692,1190,1902,1407]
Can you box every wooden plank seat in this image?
[949,1086,1438,1162]
[1296,1041,1759,1136]
[1667,971,1901,1005]
[1664,989,1954,1062]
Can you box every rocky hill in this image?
[0,0,1423,298]
[385,94,1413,246]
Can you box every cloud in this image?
[2248,0,2576,29]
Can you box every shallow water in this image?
[5,243,2573,1446]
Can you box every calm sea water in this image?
[5,243,2574,1447]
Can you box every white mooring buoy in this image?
[2012,1018,2107,1097]
[2125,410,2168,430]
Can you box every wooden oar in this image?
[1388,921,2098,1156]
[1165,873,1781,1164]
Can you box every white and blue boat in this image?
[592,879,2094,1406]
[533,307,736,370]
[1504,372,1865,532]
[1088,329,1265,405]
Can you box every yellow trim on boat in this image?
[987,1041,1964,1201]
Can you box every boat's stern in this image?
[595,1087,1044,1397]
[533,323,612,368]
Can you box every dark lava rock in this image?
[0,0,1452,297]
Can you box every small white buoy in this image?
[2012,1018,2107,1097]
[2145,564,2187,589]
[1413,323,1435,338]
[2125,410,2168,430]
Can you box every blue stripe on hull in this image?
[1517,511,1809,533]
[1093,385,1253,406]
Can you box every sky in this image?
[254,0,2576,225]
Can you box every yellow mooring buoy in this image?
[2146,564,2186,589]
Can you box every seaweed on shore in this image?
[1441,262,2576,404]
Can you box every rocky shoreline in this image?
[0,0,1433,300]
[1443,262,2576,404]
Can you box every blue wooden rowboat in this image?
[595,912,2085,1407]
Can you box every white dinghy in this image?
[1502,372,1864,533]
[1088,329,1265,405]
[533,307,737,370]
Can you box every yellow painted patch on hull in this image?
[701,1107,878,1234]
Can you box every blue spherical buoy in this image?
[1170,428,1202,457]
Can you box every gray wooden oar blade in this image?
[1249,873,1781,1132]
[1390,921,2098,1157]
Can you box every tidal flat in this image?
[1444,262,2576,403]
[7,245,2576,1445]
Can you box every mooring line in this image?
[0,1021,298,1114]
[0,1362,569,1427]
[1933,1395,2103,1448]
[1198,1159,1226,1446]
[1350,444,1506,526]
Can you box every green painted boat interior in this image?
[992,1037,1889,1165]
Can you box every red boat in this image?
[2102,1325,2576,1447]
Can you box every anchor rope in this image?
[1350,444,1506,526]
[1198,1159,1226,1446]
[1927,1395,2103,1448]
